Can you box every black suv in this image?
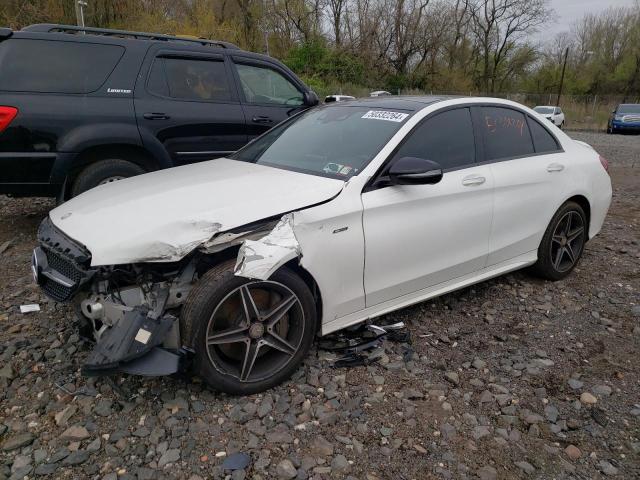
[0,24,318,199]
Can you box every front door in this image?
[230,58,308,139]
[135,51,247,166]
[362,107,494,307]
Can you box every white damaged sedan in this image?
[32,96,612,394]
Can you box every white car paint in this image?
[47,97,612,337]
[533,105,565,127]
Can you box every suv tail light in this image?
[0,106,18,133]
[599,154,609,173]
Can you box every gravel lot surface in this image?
[0,132,638,480]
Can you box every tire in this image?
[607,125,613,134]
[70,159,146,197]
[530,201,587,281]
[181,260,317,395]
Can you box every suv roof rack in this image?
[21,24,239,49]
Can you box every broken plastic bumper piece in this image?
[83,307,180,377]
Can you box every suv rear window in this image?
[0,39,124,94]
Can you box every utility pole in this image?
[75,0,88,28]
[556,47,569,107]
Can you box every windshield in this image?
[230,105,412,179]
[617,104,640,114]
[534,107,554,114]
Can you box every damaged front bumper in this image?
[33,217,190,377]
[82,307,181,377]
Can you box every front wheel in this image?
[181,261,317,395]
[530,201,587,281]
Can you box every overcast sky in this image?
[539,0,637,42]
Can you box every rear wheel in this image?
[530,201,587,281]
[182,261,317,395]
[70,159,146,197]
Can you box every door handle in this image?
[462,175,486,186]
[143,113,170,120]
[252,116,273,124]
[547,163,565,172]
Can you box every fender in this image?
[50,123,173,184]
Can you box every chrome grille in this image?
[622,115,640,123]
[41,248,86,301]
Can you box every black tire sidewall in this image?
[185,263,317,395]
[533,201,587,281]
[71,159,145,197]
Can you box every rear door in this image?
[230,57,308,139]
[134,48,247,165]
[478,105,568,266]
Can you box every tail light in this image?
[599,154,609,173]
[0,106,18,133]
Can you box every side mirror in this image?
[388,157,443,185]
[303,90,319,106]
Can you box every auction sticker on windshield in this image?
[361,110,409,122]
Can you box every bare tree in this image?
[469,0,550,93]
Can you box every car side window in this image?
[392,107,475,170]
[480,107,535,161]
[147,57,232,102]
[235,63,303,106]
[528,117,561,154]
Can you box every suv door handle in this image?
[143,113,170,120]
[462,175,486,186]
[547,163,565,172]
[252,116,273,124]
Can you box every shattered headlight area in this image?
[34,217,204,377]
[33,217,94,302]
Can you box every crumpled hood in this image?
[50,158,344,266]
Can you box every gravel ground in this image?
[0,132,638,480]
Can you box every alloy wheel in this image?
[550,210,585,273]
[205,281,305,382]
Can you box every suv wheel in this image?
[182,260,317,395]
[71,159,146,197]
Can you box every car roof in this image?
[331,95,454,111]
[20,23,239,49]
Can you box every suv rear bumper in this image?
[611,121,640,132]
[0,152,74,196]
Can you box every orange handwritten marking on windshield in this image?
[484,115,525,136]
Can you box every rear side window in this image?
[481,107,534,161]
[528,117,560,153]
[0,39,123,94]
[148,57,233,102]
[393,107,475,170]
